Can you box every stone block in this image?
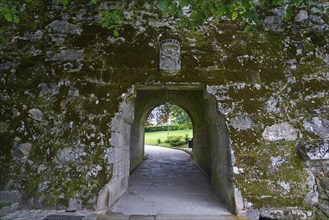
[304,117,329,140]
[110,133,124,148]
[67,197,82,211]
[295,10,309,22]
[11,143,32,158]
[234,187,244,211]
[113,162,127,178]
[119,100,135,124]
[260,208,313,220]
[230,115,255,131]
[110,116,123,132]
[47,20,82,35]
[48,50,84,62]
[0,206,10,217]
[119,162,129,177]
[298,141,329,160]
[262,122,298,141]
[0,190,21,203]
[246,209,260,220]
[28,108,43,121]
[104,147,117,164]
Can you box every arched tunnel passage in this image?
[128,86,238,214]
[100,85,242,215]
[130,89,210,174]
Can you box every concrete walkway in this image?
[106,145,239,219]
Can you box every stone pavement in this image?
[1,209,102,220]
[106,145,241,219]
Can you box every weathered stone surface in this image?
[230,115,254,131]
[270,156,285,168]
[67,197,82,211]
[262,122,299,141]
[48,50,84,62]
[304,170,318,205]
[304,117,329,140]
[22,30,44,41]
[260,208,313,220]
[246,209,260,220]
[55,147,86,164]
[295,10,309,22]
[0,190,22,203]
[39,83,59,96]
[0,0,328,214]
[234,187,244,211]
[298,141,329,160]
[0,202,19,218]
[11,143,32,158]
[310,15,325,25]
[47,20,82,35]
[278,181,291,195]
[28,109,43,121]
[265,96,281,113]
[0,122,8,133]
[264,16,284,32]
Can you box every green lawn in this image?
[145,129,193,148]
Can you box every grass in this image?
[145,129,193,148]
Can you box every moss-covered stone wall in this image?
[0,0,328,219]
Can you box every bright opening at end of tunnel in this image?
[144,103,193,150]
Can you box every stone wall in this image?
[0,1,328,219]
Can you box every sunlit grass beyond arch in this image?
[144,103,193,148]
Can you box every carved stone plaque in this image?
[159,39,181,71]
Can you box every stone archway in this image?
[97,85,242,215]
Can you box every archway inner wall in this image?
[130,89,210,173]
[128,86,239,214]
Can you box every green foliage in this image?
[170,105,192,128]
[165,135,186,146]
[0,202,12,209]
[99,9,124,37]
[0,1,20,23]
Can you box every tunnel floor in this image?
[110,145,231,216]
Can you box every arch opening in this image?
[144,103,193,149]
[102,86,241,215]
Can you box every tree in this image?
[146,104,192,128]
[170,105,192,128]
[146,103,172,126]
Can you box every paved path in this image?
[109,145,232,217]
[1,209,101,220]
